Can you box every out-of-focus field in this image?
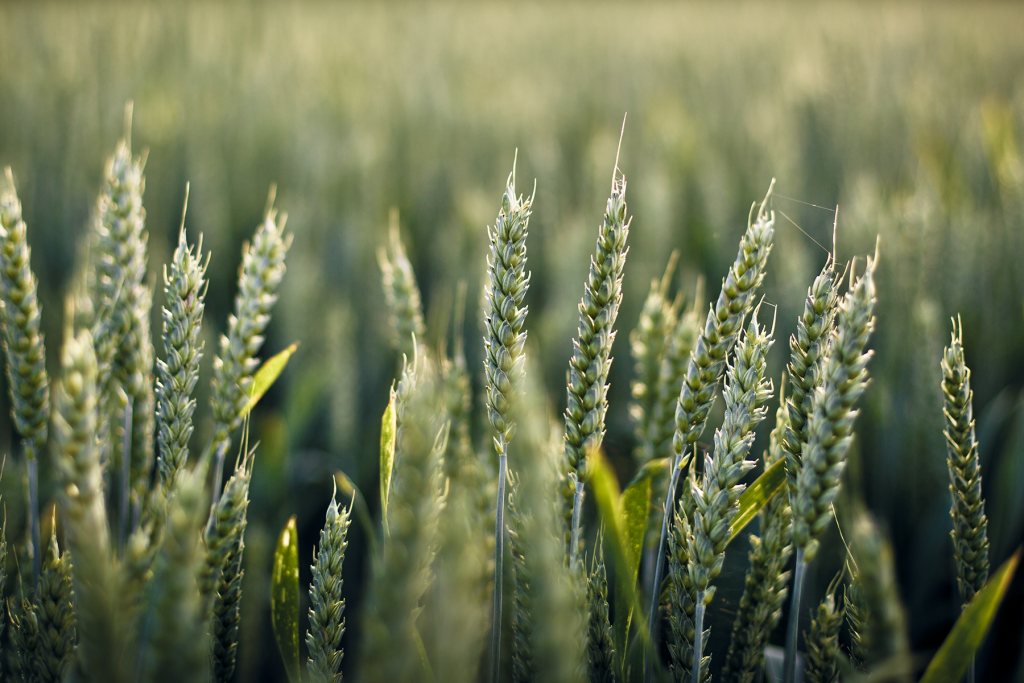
[1,2,1023,679]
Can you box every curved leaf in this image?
[271,515,300,683]
[920,548,1020,683]
[616,471,651,655]
[379,389,398,536]
[728,458,786,545]
[240,342,299,419]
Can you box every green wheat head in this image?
[28,525,77,683]
[306,485,352,683]
[586,540,620,683]
[378,209,426,360]
[941,317,989,603]
[803,574,843,683]
[721,397,793,683]
[666,465,703,683]
[792,250,878,561]
[631,264,678,465]
[201,454,253,619]
[211,204,291,454]
[155,227,207,489]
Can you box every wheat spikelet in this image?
[211,521,247,683]
[721,397,793,683]
[803,575,843,683]
[666,465,703,683]
[941,318,989,603]
[119,284,156,505]
[29,524,77,683]
[843,564,869,669]
[9,575,42,682]
[306,485,352,683]
[155,225,207,489]
[201,455,252,620]
[586,540,620,683]
[561,174,630,548]
[210,202,291,463]
[378,209,426,361]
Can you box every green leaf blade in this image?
[616,471,651,656]
[240,342,299,419]
[920,549,1021,683]
[379,389,397,536]
[271,515,301,683]
[728,458,786,546]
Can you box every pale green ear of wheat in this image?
[201,454,253,619]
[652,182,775,680]
[210,202,291,462]
[721,393,793,683]
[54,328,122,683]
[155,226,207,490]
[379,208,426,361]
[561,173,630,556]
[30,522,77,683]
[686,313,774,680]
[586,537,621,683]
[803,573,844,683]
[211,505,248,683]
[306,484,353,683]
[358,366,445,683]
[941,317,989,604]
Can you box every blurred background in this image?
[0,1,1022,680]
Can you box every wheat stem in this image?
[782,549,807,683]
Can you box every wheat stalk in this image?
[648,181,775,681]
[155,219,207,490]
[306,483,353,683]
[721,395,793,683]
[0,168,51,584]
[509,477,535,683]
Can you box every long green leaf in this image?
[240,342,299,419]
[271,515,301,683]
[919,548,1021,683]
[379,389,397,536]
[727,458,786,545]
[616,470,651,655]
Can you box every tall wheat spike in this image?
[562,171,630,559]
[29,524,77,683]
[359,366,445,683]
[378,209,426,361]
[119,284,156,511]
[784,248,877,683]
[210,199,291,495]
[54,328,122,683]
[211,513,248,683]
[0,169,50,583]
[721,395,793,683]
[155,220,207,490]
[803,574,843,683]
[201,453,252,620]
[666,465,701,683]
[648,181,775,680]
[483,161,532,683]
[306,484,352,683]
[586,540,620,683]
[687,314,774,682]
[941,318,989,603]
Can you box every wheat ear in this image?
[210,198,291,496]
[483,161,532,683]
[155,220,207,491]
[721,394,793,683]
[29,522,77,683]
[0,169,50,584]
[211,512,248,683]
[586,537,621,683]
[201,453,252,622]
[803,573,843,683]
[941,317,989,603]
[647,181,775,681]
[306,482,353,683]
[378,208,426,361]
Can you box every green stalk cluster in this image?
[306,486,353,683]
[378,209,426,360]
[940,319,989,603]
[53,329,121,683]
[792,252,877,561]
[210,206,291,459]
[562,175,630,548]
[686,316,774,679]
[143,469,208,683]
[26,527,77,683]
[783,259,840,497]
[652,185,775,678]
[155,227,207,489]
[586,543,620,683]
[0,170,50,458]
[483,165,532,682]
[91,120,147,395]
[630,255,678,465]
[848,509,910,675]
[803,576,843,683]
[359,370,445,683]
[721,399,793,683]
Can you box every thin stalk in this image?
[211,441,229,506]
[693,592,706,683]
[968,660,975,683]
[27,444,39,585]
[645,447,685,682]
[783,549,807,683]
[570,476,584,566]
[119,395,133,559]
[490,440,508,683]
